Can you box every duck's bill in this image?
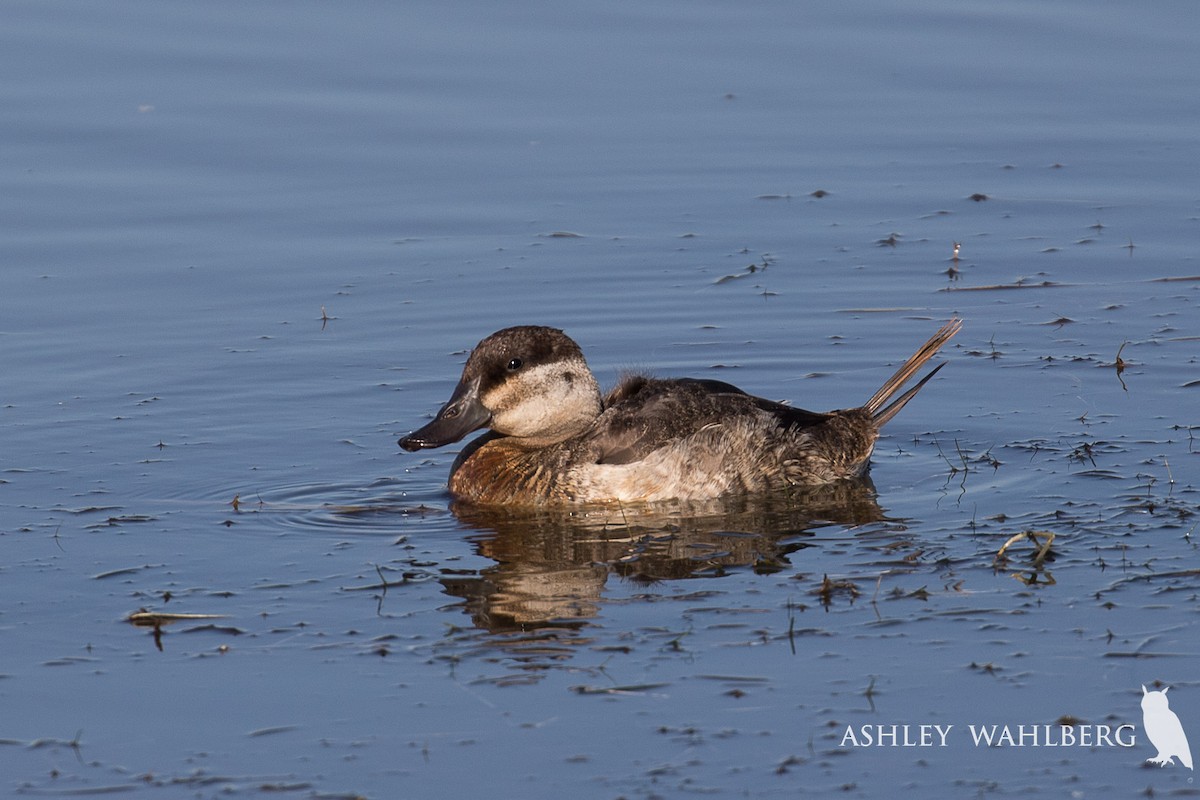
[398,378,491,451]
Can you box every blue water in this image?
[3,1,1198,797]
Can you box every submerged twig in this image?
[342,566,426,592]
[995,530,1056,567]
[933,436,970,496]
[1114,341,1129,391]
[786,596,797,655]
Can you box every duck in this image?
[399,319,961,506]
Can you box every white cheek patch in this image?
[486,360,598,439]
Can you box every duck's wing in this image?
[589,377,829,466]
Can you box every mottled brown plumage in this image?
[399,320,961,506]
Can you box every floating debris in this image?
[127,610,229,627]
[83,514,156,530]
[570,683,670,695]
[994,530,1056,568]
[93,565,160,580]
[246,725,299,738]
[127,609,233,653]
[812,574,860,608]
[940,280,1062,292]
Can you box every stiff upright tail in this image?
[863,318,962,427]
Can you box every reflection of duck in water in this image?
[442,480,887,631]
[400,320,961,505]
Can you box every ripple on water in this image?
[232,476,453,536]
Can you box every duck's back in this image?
[579,376,875,498]
[588,376,824,463]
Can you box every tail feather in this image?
[864,318,962,425]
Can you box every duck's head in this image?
[399,326,602,451]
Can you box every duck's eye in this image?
[506,358,523,371]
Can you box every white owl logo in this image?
[1142,685,1194,770]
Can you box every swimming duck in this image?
[399,320,961,505]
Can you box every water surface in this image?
[3,1,1198,797]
